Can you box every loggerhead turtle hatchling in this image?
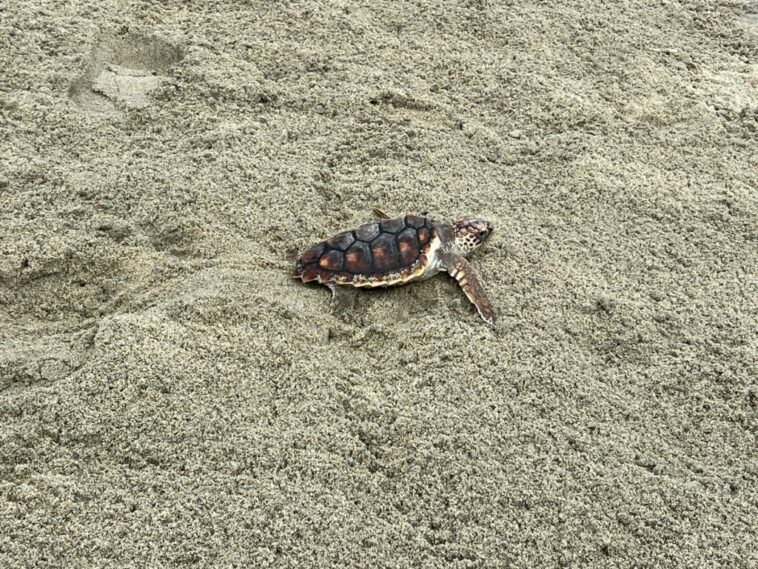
[292,209,497,325]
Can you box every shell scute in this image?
[371,233,399,272]
[345,241,372,274]
[418,227,431,246]
[380,217,405,233]
[327,231,355,251]
[318,269,335,282]
[355,221,380,241]
[299,243,325,265]
[300,266,320,282]
[319,249,344,271]
[397,227,420,266]
[405,215,426,229]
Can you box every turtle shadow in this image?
[68,31,183,116]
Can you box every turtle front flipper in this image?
[442,255,497,325]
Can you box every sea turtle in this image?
[292,209,497,325]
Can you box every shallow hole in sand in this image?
[69,32,183,115]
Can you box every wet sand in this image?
[1,1,757,566]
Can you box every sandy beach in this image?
[1,1,757,566]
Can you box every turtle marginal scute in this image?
[299,266,320,282]
[355,221,380,241]
[351,275,372,287]
[405,215,426,229]
[317,268,337,282]
[327,231,355,251]
[298,243,325,264]
[380,217,405,233]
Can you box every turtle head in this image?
[452,218,494,256]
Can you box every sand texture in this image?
[1,0,757,567]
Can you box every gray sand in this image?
[1,1,757,567]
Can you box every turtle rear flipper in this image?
[442,254,497,325]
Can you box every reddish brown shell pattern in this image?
[293,215,436,287]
